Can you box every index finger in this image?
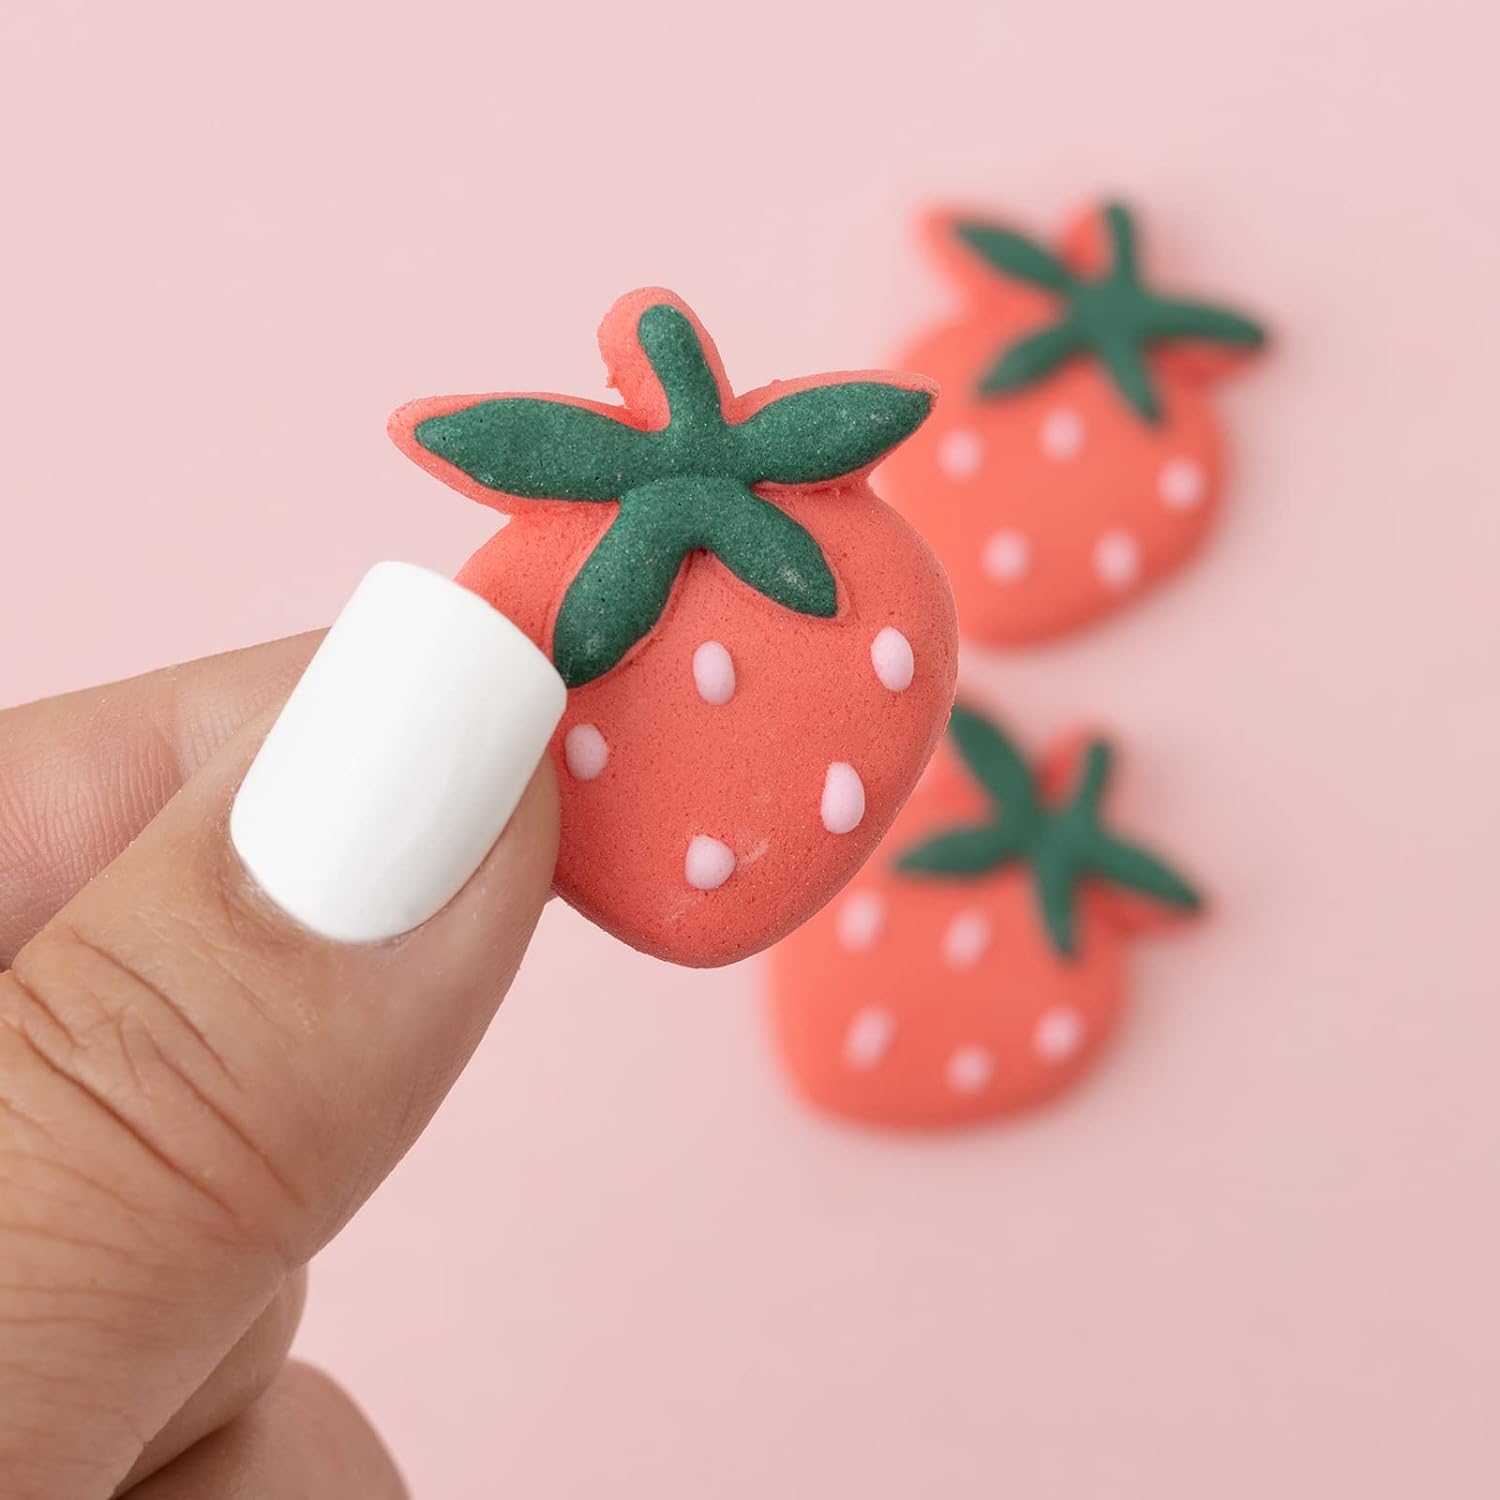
[0,633,321,963]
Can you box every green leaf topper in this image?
[953,202,1266,424]
[413,302,932,687]
[896,705,1200,958]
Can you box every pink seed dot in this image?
[837,890,886,952]
[1094,529,1142,590]
[685,835,736,891]
[1034,1006,1086,1062]
[870,626,915,692]
[843,1007,896,1070]
[982,530,1031,583]
[563,723,608,780]
[1159,456,1207,510]
[942,909,992,970]
[947,1045,995,1095]
[692,640,736,704]
[821,762,866,835]
[1040,407,1085,460]
[938,427,984,479]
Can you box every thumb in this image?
[0,562,564,1498]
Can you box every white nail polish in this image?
[230,562,565,943]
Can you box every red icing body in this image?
[391,289,959,966]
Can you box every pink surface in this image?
[2,2,1497,1495]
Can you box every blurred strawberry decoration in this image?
[878,200,1268,643]
[768,705,1201,1127]
[390,289,958,967]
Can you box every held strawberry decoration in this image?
[390,288,959,967]
[767,705,1201,1127]
[878,200,1268,643]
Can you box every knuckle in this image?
[0,917,313,1262]
[0,747,65,964]
[0,719,174,962]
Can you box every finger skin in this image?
[121,1362,408,1500]
[0,633,322,965]
[113,1267,308,1497]
[0,706,559,1498]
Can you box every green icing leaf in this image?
[1033,843,1083,957]
[894,710,1200,959]
[978,322,1087,397]
[551,476,837,686]
[709,489,837,617]
[1102,202,1140,282]
[736,383,933,486]
[1096,330,1162,423]
[895,824,1023,877]
[636,303,726,436]
[1144,297,1267,349]
[954,221,1074,291]
[1086,834,1201,913]
[947,704,1041,817]
[414,399,649,500]
[963,202,1267,423]
[1067,741,1111,818]
[409,297,940,688]
[551,493,697,687]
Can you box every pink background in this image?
[3,1,1497,1495]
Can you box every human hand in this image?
[0,563,566,1497]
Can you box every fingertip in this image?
[228,563,566,946]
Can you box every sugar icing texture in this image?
[389,288,960,966]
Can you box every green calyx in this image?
[895,705,1200,958]
[413,303,932,686]
[955,202,1267,424]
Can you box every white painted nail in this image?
[230,561,566,943]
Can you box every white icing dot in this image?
[947,1044,995,1095]
[982,530,1031,583]
[942,909,992,971]
[843,1007,896,1070]
[1159,456,1207,510]
[938,427,984,479]
[1040,407,1085,460]
[692,640,736,704]
[821,762,866,835]
[1094,529,1142,590]
[870,626,915,692]
[684,835,736,891]
[836,890,886,952]
[563,723,608,780]
[1034,1006,1086,1062]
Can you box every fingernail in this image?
[230,561,566,943]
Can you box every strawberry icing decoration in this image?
[390,289,959,967]
[878,200,1268,643]
[768,705,1202,1126]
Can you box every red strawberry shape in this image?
[878,200,1267,643]
[390,289,959,967]
[768,704,1201,1126]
